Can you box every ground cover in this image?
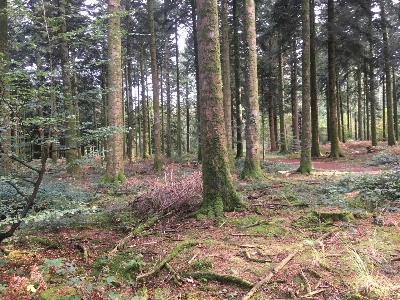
[1,141,400,300]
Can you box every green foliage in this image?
[320,172,400,212]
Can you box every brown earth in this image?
[1,141,400,300]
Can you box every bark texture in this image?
[241,0,263,179]
[298,0,312,174]
[104,0,126,183]
[148,0,162,170]
[196,0,242,219]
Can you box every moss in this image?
[240,159,264,179]
[185,271,254,289]
[132,216,159,235]
[40,286,76,300]
[100,171,127,184]
[29,236,59,249]
[297,155,313,174]
[293,210,354,230]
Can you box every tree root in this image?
[185,271,254,289]
[136,240,198,281]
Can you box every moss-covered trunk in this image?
[298,0,312,174]
[103,0,126,183]
[241,0,263,179]
[195,0,242,219]
[221,0,234,167]
[233,0,243,159]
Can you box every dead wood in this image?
[242,250,299,300]
[136,240,198,281]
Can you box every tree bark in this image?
[241,0,263,179]
[278,47,287,153]
[59,0,79,173]
[220,0,234,166]
[195,0,242,219]
[140,40,149,159]
[298,0,312,174]
[103,0,126,183]
[148,0,162,170]
[380,0,395,146]
[327,0,342,157]
[290,38,300,151]
[233,0,243,159]
[175,27,182,157]
[357,64,363,140]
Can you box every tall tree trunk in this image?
[104,0,126,183]
[298,0,312,174]
[310,0,321,157]
[369,37,377,146]
[0,0,12,173]
[175,27,182,157]
[59,0,79,173]
[241,0,263,179]
[140,40,149,158]
[268,86,277,151]
[278,47,287,153]
[190,0,201,161]
[233,0,243,158]
[186,80,190,152]
[393,67,398,140]
[327,0,342,157]
[381,0,395,146]
[165,38,172,158]
[357,64,363,140]
[148,0,162,170]
[220,0,234,166]
[290,38,300,151]
[195,0,242,219]
[364,59,370,140]
[383,76,386,141]
[127,1,135,163]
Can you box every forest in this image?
[0,0,400,299]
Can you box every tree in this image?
[0,0,11,173]
[381,0,395,146]
[103,0,126,183]
[59,0,79,173]
[327,0,342,158]
[220,0,234,165]
[147,0,162,170]
[195,0,242,219]
[298,0,312,173]
[241,0,263,179]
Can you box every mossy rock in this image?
[40,286,77,300]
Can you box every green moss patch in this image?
[40,286,76,300]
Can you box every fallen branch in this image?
[165,263,184,285]
[242,250,299,300]
[186,271,254,289]
[136,240,198,281]
[244,250,272,263]
[109,216,160,255]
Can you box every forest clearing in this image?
[1,141,400,300]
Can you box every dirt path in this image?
[267,153,384,173]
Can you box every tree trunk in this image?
[59,0,79,173]
[126,1,134,164]
[220,0,234,166]
[268,86,277,152]
[241,0,263,179]
[327,0,342,157]
[310,0,321,157]
[165,38,172,158]
[357,64,363,140]
[364,59,370,141]
[381,0,395,146]
[383,76,386,141]
[298,0,312,174]
[290,38,300,151]
[190,0,201,161]
[369,39,377,146]
[393,67,398,141]
[104,0,126,183]
[175,28,182,157]
[278,47,287,153]
[195,0,242,219]
[148,0,162,170]
[140,40,149,158]
[233,0,243,159]
[0,0,12,173]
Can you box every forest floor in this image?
[1,141,400,300]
